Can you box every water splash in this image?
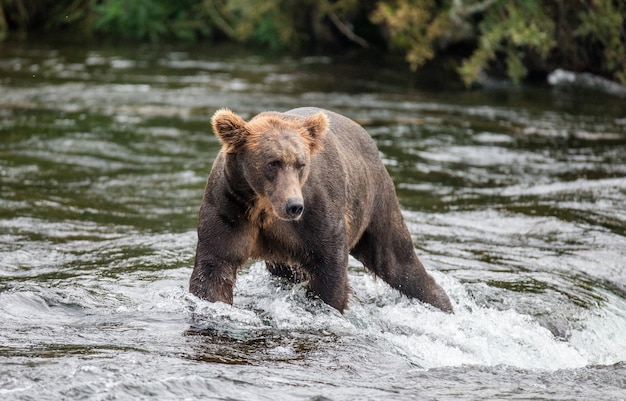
[187,262,626,371]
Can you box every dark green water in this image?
[1,39,625,400]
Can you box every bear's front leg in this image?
[305,248,351,313]
[190,193,251,305]
[308,269,350,313]
[190,254,239,304]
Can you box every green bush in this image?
[371,0,625,86]
[457,0,555,85]
[207,0,305,50]
[94,0,167,42]
[371,0,449,71]
[575,0,626,84]
[93,0,212,42]
[1,0,625,86]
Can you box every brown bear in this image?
[190,107,453,313]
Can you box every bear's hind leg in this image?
[351,227,453,313]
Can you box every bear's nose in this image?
[285,198,304,219]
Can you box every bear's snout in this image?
[285,197,304,220]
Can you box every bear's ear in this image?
[211,108,249,153]
[302,112,328,154]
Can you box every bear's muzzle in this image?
[285,197,304,220]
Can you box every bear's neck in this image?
[222,153,278,229]
[222,153,256,208]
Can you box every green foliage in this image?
[371,0,449,71]
[207,0,366,50]
[575,0,626,85]
[93,0,212,42]
[1,0,625,86]
[94,0,165,42]
[207,0,306,50]
[457,0,555,85]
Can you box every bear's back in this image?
[286,107,382,168]
[286,107,394,248]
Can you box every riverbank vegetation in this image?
[1,0,624,86]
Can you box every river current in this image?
[1,39,625,400]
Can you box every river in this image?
[1,38,625,400]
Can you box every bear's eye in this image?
[267,160,281,170]
[297,163,306,172]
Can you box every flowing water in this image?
[1,38,625,400]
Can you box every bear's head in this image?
[211,109,328,222]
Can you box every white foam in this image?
[187,263,626,371]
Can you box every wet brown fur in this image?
[247,195,275,229]
[213,109,325,154]
[191,107,453,313]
